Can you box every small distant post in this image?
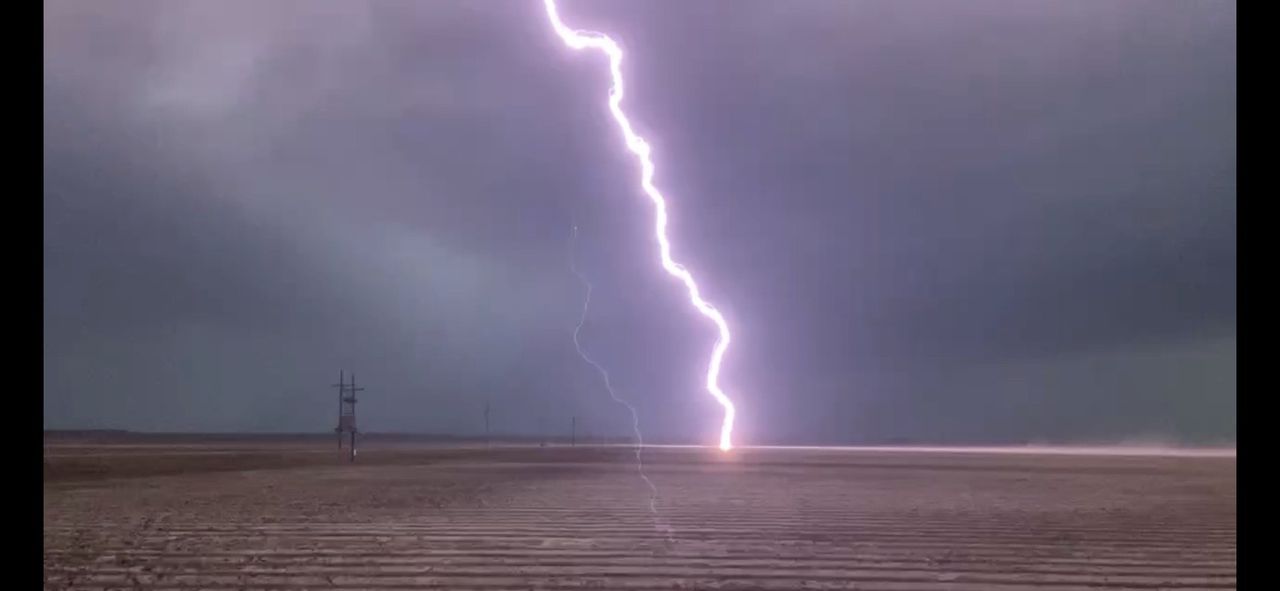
[484,401,491,449]
[571,416,577,447]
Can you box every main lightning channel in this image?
[543,0,737,451]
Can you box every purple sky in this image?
[44,1,1235,444]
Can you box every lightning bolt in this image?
[570,223,672,539]
[544,0,738,451]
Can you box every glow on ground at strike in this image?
[543,0,738,451]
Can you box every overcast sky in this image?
[44,0,1235,445]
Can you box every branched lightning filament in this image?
[570,224,673,539]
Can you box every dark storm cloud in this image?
[44,0,1234,443]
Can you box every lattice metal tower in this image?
[332,370,364,462]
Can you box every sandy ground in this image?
[44,440,1235,590]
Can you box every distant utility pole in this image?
[571,416,577,447]
[484,401,491,449]
[333,371,365,462]
[346,374,364,462]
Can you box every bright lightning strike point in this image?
[543,0,738,452]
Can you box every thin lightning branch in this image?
[570,224,672,539]
[544,0,738,451]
